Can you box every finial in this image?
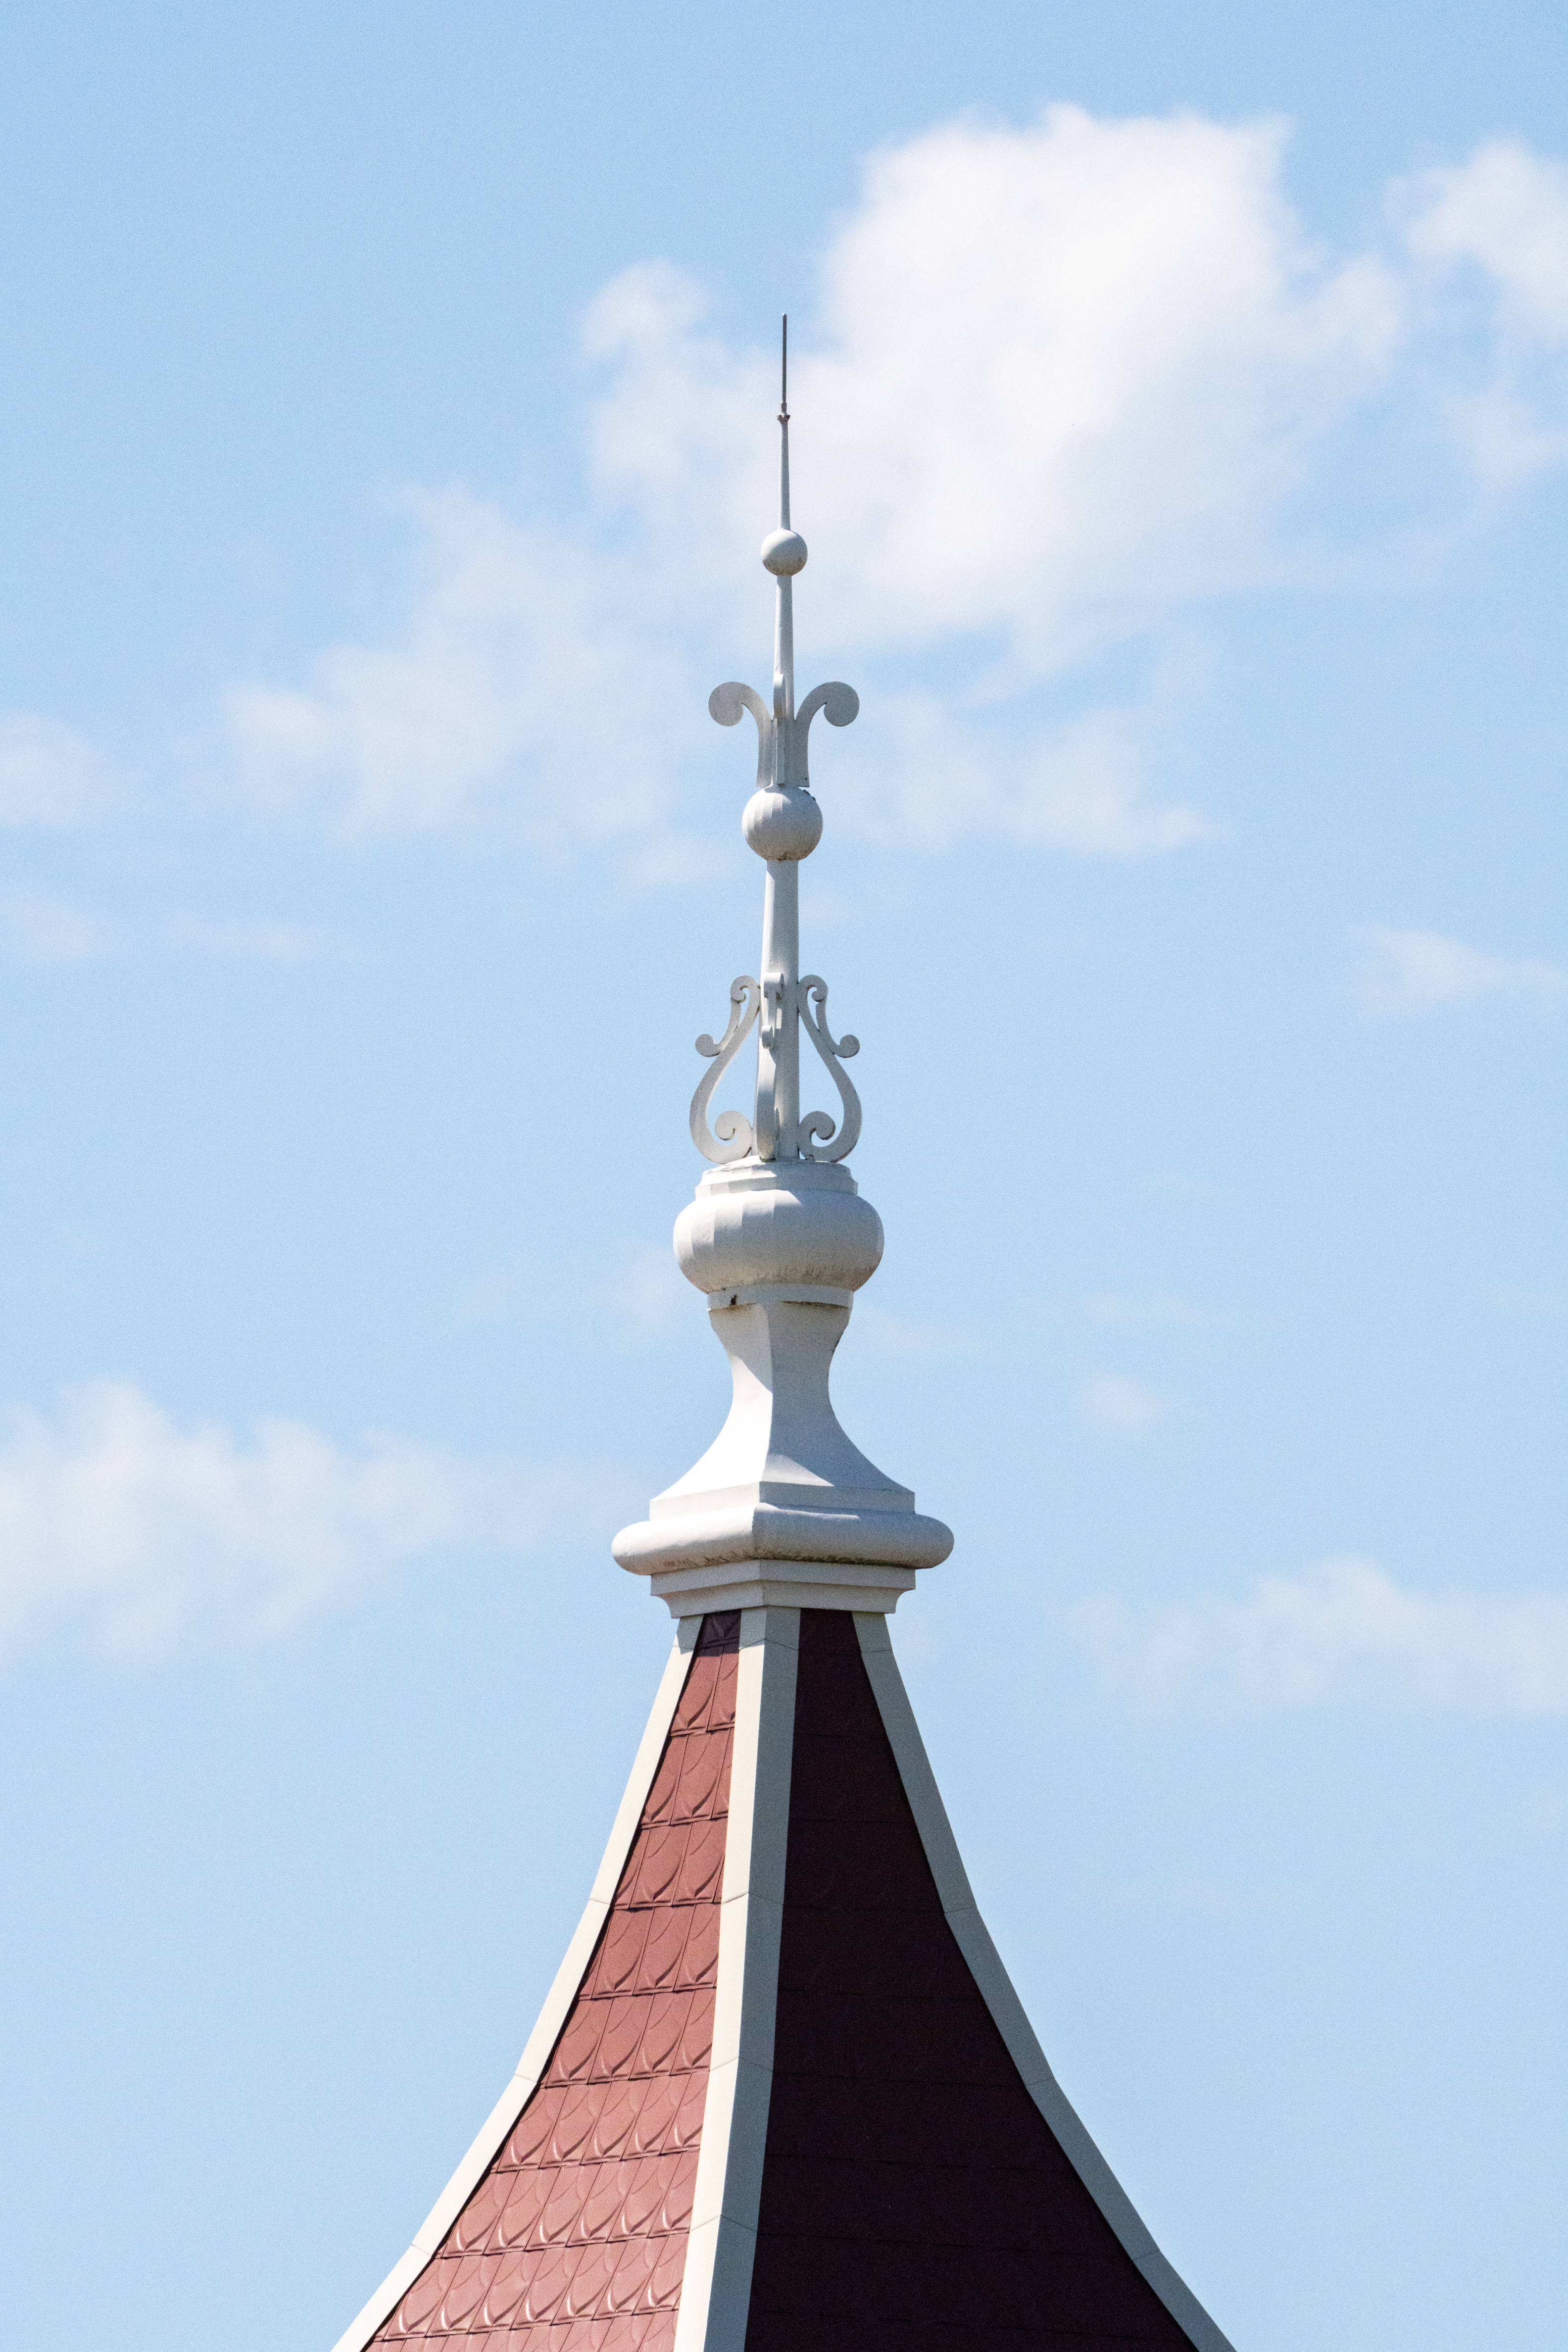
[695,336,862,1166]
[616,329,953,1616]
[763,314,804,717]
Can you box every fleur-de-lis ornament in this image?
[690,316,864,1167]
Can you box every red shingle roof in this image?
[369,1612,740,2350]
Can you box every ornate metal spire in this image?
[616,332,951,1620]
[690,317,863,1169]
[332,324,1236,2352]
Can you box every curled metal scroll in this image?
[690,977,760,1164]
[796,975,862,1163]
[710,676,858,792]
[709,682,772,791]
[794,679,859,733]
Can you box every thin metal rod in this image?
[774,312,794,714]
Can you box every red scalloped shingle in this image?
[371,1614,739,2348]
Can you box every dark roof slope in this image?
[745,1608,1195,2352]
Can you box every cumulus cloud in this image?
[590,112,1401,649]
[0,1382,591,1659]
[1406,140,1568,339]
[0,887,118,968]
[209,108,1568,852]
[0,714,116,828]
[838,686,1209,854]
[1357,924,1567,1014]
[1082,1373,1167,1430]
[226,489,704,838]
[1400,141,1568,484]
[159,913,350,964]
[0,893,352,970]
[1075,1556,1568,1713]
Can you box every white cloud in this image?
[0,1382,591,1659]
[0,887,118,967]
[160,913,350,964]
[1398,143,1568,485]
[0,893,352,970]
[0,714,115,828]
[203,109,1568,854]
[1404,142,1568,341]
[1076,1556,1568,1713]
[844,687,1209,855]
[592,111,1401,652]
[1082,1373,1166,1430]
[226,488,703,838]
[1358,924,1567,1014]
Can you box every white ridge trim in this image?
[674,1606,799,2352]
[329,1622,702,2352]
[853,1615,1239,2352]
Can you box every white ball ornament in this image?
[761,527,807,576]
[742,784,823,862]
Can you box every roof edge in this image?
[327,1620,702,2352]
[852,1612,1240,2352]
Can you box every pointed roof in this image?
[337,1606,1229,2352]
[330,332,1236,2352]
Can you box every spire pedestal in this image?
[613,1159,952,1617]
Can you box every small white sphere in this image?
[742,784,822,862]
[761,527,807,576]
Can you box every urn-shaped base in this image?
[674,1156,882,1303]
[614,1158,952,1616]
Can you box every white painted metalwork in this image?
[690,977,760,1164]
[693,319,862,1171]
[620,321,953,1611]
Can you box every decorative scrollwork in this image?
[759,975,786,1049]
[709,682,772,791]
[794,679,860,734]
[690,977,760,1164]
[796,975,862,1163]
[710,677,858,792]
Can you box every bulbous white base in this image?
[674,1156,882,1299]
[614,1159,953,1616]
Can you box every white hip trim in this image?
[327,1621,702,2352]
[673,1606,799,2352]
[853,1614,1239,2352]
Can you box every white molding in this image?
[613,1164,952,1598]
[650,1556,917,1618]
[674,1606,798,2352]
[328,1622,702,2352]
[853,1616,1239,2352]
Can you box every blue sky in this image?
[1,6,1564,2348]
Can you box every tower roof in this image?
[331,330,1236,2352]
